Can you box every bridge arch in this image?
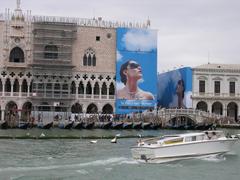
[167,115,196,129]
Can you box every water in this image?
[0,129,240,180]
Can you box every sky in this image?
[1,0,240,72]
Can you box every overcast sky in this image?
[1,0,240,72]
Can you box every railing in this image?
[192,92,240,98]
[0,91,115,100]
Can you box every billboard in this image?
[157,67,192,109]
[116,28,157,114]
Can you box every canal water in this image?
[0,129,240,180]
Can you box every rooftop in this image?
[194,63,240,70]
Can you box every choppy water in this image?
[0,129,240,180]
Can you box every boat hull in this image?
[131,139,238,163]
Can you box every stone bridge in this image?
[141,108,227,126]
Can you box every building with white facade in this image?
[192,63,240,121]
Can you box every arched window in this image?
[109,82,115,95]
[78,81,84,94]
[83,48,96,66]
[0,79,2,92]
[94,82,100,94]
[101,82,107,95]
[9,47,24,63]
[5,78,11,92]
[22,79,28,93]
[86,82,92,94]
[70,81,76,94]
[92,54,96,66]
[83,54,87,66]
[13,79,19,92]
[44,45,58,59]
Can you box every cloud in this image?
[116,51,123,62]
[122,29,157,52]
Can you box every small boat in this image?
[132,122,142,129]
[131,130,239,163]
[0,121,8,129]
[38,122,53,129]
[142,122,152,129]
[90,140,98,144]
[84,122,95,129]
[102,121,113,129]
[122,122,133,129]
[18,122,29,129]
[58,121,74,129]
[73,122,84,129]
[111,122,124,129]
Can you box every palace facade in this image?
[0,2,150,121]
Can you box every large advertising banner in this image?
[157,67,192,109]
[116,28,157,114]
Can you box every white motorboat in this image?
[131,131,239,163]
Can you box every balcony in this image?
[192,92,240,100]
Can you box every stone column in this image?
[2,80,5,96]
[84,84,86,99]
[91,84,94,99]
[10,80,13,97]
[75,85,79,99]
[107,87,109,99]
[99,84,102,99]
[19,81,22,97]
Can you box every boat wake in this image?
[198,154,226,162]
[0,157,135,173]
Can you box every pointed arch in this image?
[101,82,107,95]
[86,81,92,94]
[94,82,100,94]
[0,79,2,92]
[109,82,115,95]
[102,104,113,114]
[21,102,32,121]
[87,103,98,114]
[78,81,84,94]
[71,103,83,113]
[5,78,11,92]
[9,47,24,62]
[22,79,28,92]
[92,54,96,66]
[71,81,76,94]
[13,79,19,92]
[5,101,18,123]
[87,55,91,66]
[83,54,87,66]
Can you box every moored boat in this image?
[38,121,53,129]
[73,121,84,129]
[122,122,133,129]
[18,122,29,129]
[132,122,142,129]
[0,121,8,129]
[101,121,112,129]
[112,121,124,129]
[131,130,239,163]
